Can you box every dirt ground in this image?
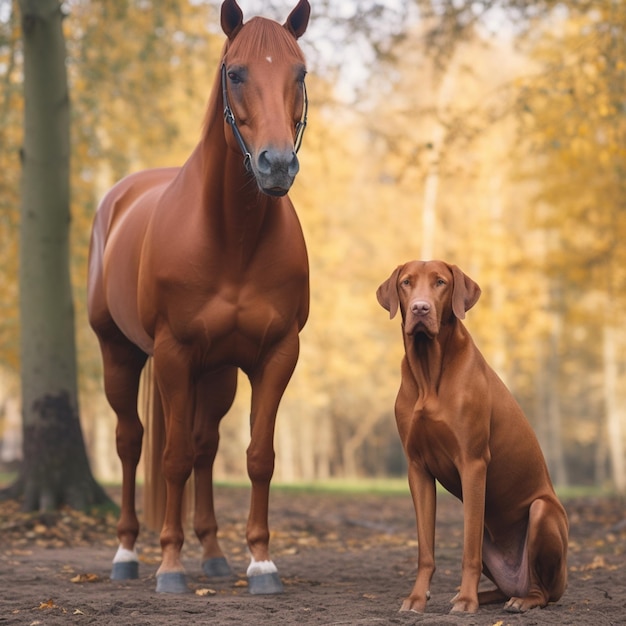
[0,485,625,626]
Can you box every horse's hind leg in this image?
[193,367,238,578]
[98,330,147,580]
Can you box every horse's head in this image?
[220,0,310,196]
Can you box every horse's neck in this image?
[179,126,277,258]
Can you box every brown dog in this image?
[377,260,568,614]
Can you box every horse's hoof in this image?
[110,561,139,580]
[248,572,284,595]
[202,557,233,578]
[156,572,191,594]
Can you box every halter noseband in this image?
[221,63,308,173]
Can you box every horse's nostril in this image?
[287,152,299,178]
[257,150,272,175]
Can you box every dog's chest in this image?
[408,405,462,491]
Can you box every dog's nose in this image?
[411,300,431,316]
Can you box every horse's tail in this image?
[142,358,194,532]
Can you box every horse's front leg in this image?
[152,343,195,593]
[245,331,300,595]
[193,366,238,578]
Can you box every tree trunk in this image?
[533,311,568,488]
[547,307,568,487]
[5,0,110,511]
[341,409,381,478]
[420,70,455,260]
[603,324,626,495]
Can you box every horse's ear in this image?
[376,266,402,320]
[284,0,310,39]
[449,264,481,320]
[221,0,244,40]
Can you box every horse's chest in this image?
[211,293,290,338]
[173,283,299,366]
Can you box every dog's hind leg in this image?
[504,497,568,613]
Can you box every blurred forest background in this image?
[0,0,624,492]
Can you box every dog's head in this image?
[376,260,481,338]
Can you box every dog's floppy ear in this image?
[449,264,481,320]
[376,266,402,319]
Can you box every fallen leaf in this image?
[195,588,216,596]
[586,556,606,570]
[70,573,100,583]
[36,599,55,610]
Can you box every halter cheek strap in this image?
[221,63,308,172]
[221,63,252,172]
[294,79,308,154]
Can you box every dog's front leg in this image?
[451,457,489,614]
[401,461,436,613]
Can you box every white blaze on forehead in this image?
[266,56,272,63]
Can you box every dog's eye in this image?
[401,279,410,286]
[436,278,446,286]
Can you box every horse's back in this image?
[88,167,179,353]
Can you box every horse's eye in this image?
[228,71,243,84]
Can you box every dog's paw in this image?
[450,593,479,613]
[504,594,546,613]
[399,591,430,613]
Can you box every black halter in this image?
[221,63,308,173]
[293,80,308,153]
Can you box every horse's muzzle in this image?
[254,148,300,196]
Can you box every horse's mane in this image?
[202,17,304,138]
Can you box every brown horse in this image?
[87,0,311,594]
